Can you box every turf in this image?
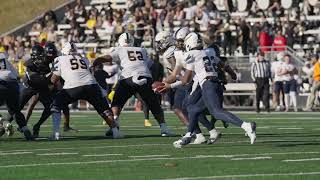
[1,111,320,180]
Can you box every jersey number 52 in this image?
[127,51,143,61]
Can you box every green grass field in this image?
[1,111,320,180]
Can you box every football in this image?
[152,81,165,92]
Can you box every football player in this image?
[103,32,174,137]
[155,29,215,144]
[0,52,33,140]
[50,42,122,140]
[163,33,256,148]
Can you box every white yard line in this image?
[283,158,320,162]
[36,152,79,156]
[83,154,123,157]
[129,155,170,158]
[277,128,304,130]
[231,156,272,161]
[1,151,320,168]
[161,172,320,180]
[247,117,320,120]
[0,152,33,156]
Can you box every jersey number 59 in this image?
[70,58,87,70]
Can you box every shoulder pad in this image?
[163,46,176,61]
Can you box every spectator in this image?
[279,54,298,112]
[272,29,286,51]
[251,52,272,113]
[303,54,320,111]
[259,26,272,53]
[240,20,250,55]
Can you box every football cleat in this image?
[190,133,206,144]
[3,121,14,136]
[173,136,192,148]
[161,129,175,137]
[105,128,113,136]
[207,129,222,144]
[23,129,34,141]
[246,122,257,144]
[144,119,152,127]
[63,126,79,132]
[112,128,124,139]
[33,127,40,138]
[49,132,60,141]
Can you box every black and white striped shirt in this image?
[251,59,271,81]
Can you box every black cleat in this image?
[33,127,40,138]
[23,130,34,141]
[63,126,79,132]
[222,121,229,128]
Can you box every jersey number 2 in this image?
[70,58,87,70]
[127,51,143,61]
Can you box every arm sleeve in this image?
[110,48,120,64]
[52,57,61,76]
[185,54,195,71]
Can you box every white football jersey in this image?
[0,59,19,82]
[162,46,176,74]
[271,61,284,82]
[281,63,295,81]
[53,54,97,89]
[110,46,152,79]
[186,48,220,87]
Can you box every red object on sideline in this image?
[259,31,272,52]
[272,35,287,51]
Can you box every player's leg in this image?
[32,91,53,137]
[62,106,77,132]
[201,80,256,144]
[84,84,123,138]
[211,84,228,128]
[50,89,73,140]
[4,82,33,140]
[111,79,135,127]
[137,79,174,136]
[25,94,39,123]
[135,93,152,127]
[173,86,189,125]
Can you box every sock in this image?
[184,132,191,137]
[52,112,61,134]
[112,127,119,135]
[160,123,167,130]
[290,91,297,108]
[21,126,29,132]
[284,94,290,109]
[113,115,119,127]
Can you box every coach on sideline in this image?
[251,52,272,113]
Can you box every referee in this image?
[251,52,272,113]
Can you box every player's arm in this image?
[164,64,182,83]
[218,57,237,80]
[51,57,61,87]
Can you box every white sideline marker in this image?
[161,172,320,180]
[37,152,79,156]
[283,158,320,162]
[83,154,123,157]
[231,156,272,161]
[129,155,170,158]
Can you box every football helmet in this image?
[184,32,203,52]
[31,44,45,65]
[174,27,190,50]
[44,42,58,64]
[118,32,134,47]
[154,31,174,53]
[61,42,77,55]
